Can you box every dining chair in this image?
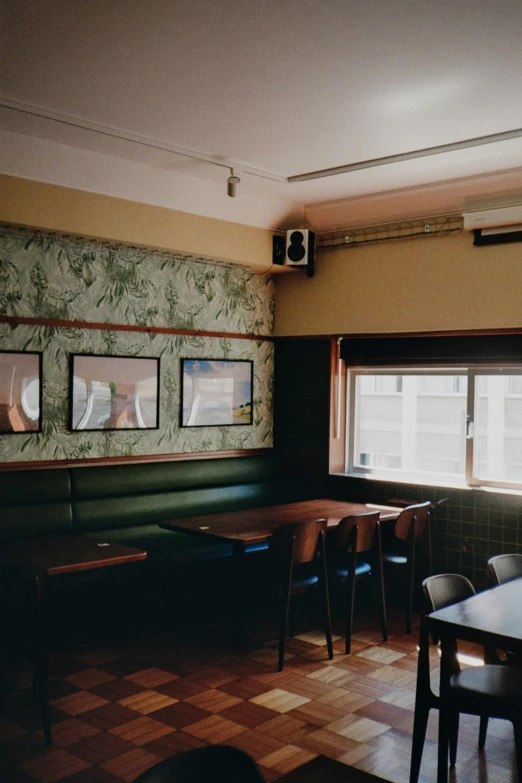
[488,553,522,587]
[0,563,51,746]
[410,572,522,783]
[381,500,432,633]
[269,518,333,671]
[131,744,265,782]
[327,511,387,654]
[486,553,522,666]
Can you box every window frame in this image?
[344,364,522,492]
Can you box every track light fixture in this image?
[227,169,240,198]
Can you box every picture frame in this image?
[181,358,253,427]
[70,354,160,431]
[0,350,42,434]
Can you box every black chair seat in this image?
[452,664,522,709]
[381,552,407,565]
[286,561,321,590]
[329,560,372,580]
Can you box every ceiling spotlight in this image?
[227,169,240,198]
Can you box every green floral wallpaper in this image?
[0,228,274,462]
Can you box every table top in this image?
[159,498,401,545]
[428,578,522,654]
[0,534,147,576]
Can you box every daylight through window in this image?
[348,368,522,490]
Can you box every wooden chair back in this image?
[270,518,327,566]
[269,519,333,670]
[395,501,431,541]
[331,511,380,554]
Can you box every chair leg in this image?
[376,524,388,643]
[513,719,522,783]
[449,710,459,768]
[345,568,356,655]
[409,700,430,783]
[426,513,433,577]
[406,538,416,635]
[34,572,52,746]
[478,715,489,750]
[277,581,292,672]
[30,639,52,746]
[319,532,333,660]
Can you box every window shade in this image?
[340,334,522,367]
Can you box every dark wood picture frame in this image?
[69,353,160,432]
[0,350,43,434]
[180,358,253,427]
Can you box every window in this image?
[347,368,522,490]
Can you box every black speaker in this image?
[285,229,315,277]
[272,234,286,265]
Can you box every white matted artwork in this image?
[70,354,159,431]
[0,351,42,433]
[181,359,253,427]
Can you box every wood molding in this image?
[0,448,275,471]
[0,315,272,342]
[329,337,346,474]
[274,327,522,341]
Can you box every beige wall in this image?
[0,175,275,272]
[274,231,522,335]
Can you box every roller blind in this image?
[340,333,522,367]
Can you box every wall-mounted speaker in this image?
[285,229,315,277]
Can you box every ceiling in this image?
[2,0,522,232]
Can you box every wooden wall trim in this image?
[0,448,275,471]
[275,327,522,341]
[0,315,272,342]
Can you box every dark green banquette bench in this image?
[0,455,325,622]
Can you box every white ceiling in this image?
[2,0,522,231]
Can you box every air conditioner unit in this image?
[462,205,522,246]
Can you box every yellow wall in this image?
[274,231,522,335]
[0,175,274,271]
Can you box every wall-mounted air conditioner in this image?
[463,206,522,246]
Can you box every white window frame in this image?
[346,365,522,492]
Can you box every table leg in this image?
[232,540,247,646]
[437,632,452,783]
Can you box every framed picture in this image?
[70,354,160,431]
[0,351,42,434]
[181,359,253,427]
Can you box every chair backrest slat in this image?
[488,553,522,586]
[332,511,380,553]
[270,518,327,564]
[395,501,431,541]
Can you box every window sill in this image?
[332,471,522,499]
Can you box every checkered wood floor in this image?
[1,609,518,783]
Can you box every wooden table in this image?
[160,499,401,642]
[428,579,522,783]
[0,533,147,576]
[159,498,401,544]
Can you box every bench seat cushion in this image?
[0,469,73,538]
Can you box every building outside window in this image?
[348,368,522,490]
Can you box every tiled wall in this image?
[329,475,522,589]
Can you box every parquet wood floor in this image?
[1,609,518,783]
